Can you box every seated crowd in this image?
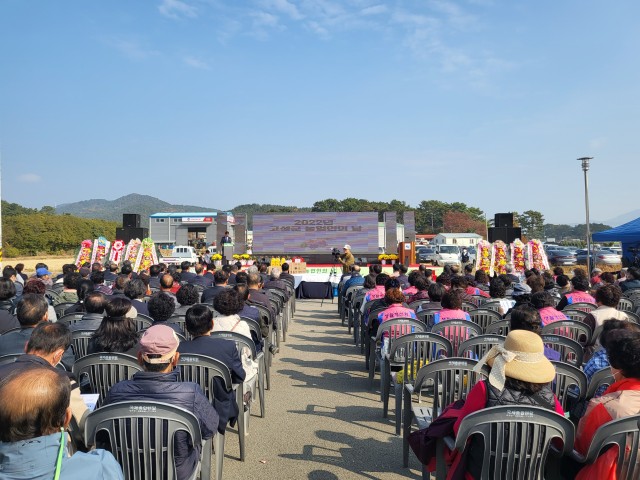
[341,259,640,479]
[0,258,295,479]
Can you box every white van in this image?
[434,245,461,266]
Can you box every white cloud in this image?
[107,37,160,60]
[158,0,198,20]
[183,55,211,70]
[261,0,303,20]
[251,11,280,28]
[18,173,42,183]
[589,137,607,149]
[360,4,387,16]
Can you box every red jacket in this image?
[575,378,640,479]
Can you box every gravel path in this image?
[221,298,422,480]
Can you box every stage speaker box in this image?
[123,214,141,228]
[116,227,148,243]
[494,213,514,228]
[488,227,522,244]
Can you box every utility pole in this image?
[578,157,593,276]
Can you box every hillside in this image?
[56,194,219,227]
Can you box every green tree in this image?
[519,210,545,239]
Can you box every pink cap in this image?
[139,325,179,364]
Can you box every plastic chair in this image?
[571,414,640,480]
[542,319,592,347]
[363,306,388,364]
[58,312,87,327]
[431,319,483,356]
[480,300,503,313]
[168,316,189,340]
[71,329,98,360]
[72,352,142,407]
[561,309,589,322]
[626,311,640,324]
[541,334,584,367]
[468,309,503,332]
[350,289,367,339]
[618,297,634,312]
[408,299,431,311]
[586,367,615,399]
[240,316,269,394]
[566,302,597,313]
[461,301,476,313]
[484,319,511,336]
[415,308,438,329]
[178,353,233,480]
[54,302,77,318]
[134,314,154,332]
[84,400,212,480]
[209,331,265,462]
[402,358,489,468]
[368,318,426,388]
[452,405,575,480]
[550,360,588,411]
[458,334,506,360]
[383,333,452,435]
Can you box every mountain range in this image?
[56,194,219,228]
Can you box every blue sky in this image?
[1,0,638,225]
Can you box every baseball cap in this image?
[344,244,351,250]
[36,267,52,276]
[139,325,180,364]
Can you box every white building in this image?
[432,233,483,247]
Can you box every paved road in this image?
[222,299,422,480]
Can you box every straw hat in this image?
[474,330,555,391]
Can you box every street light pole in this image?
[578,157,593,276]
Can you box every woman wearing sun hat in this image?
[450,330,565,479]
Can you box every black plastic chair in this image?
[71,329,98,360]
[58,312,87,327]
[431,319,483,356]
[561,309,590,323]
[85,400,212,480]
[210,331,265,462]
[468,308,503,332]
[368,318,426,388]
[541,334,584,367]
[565,302,597,313]
[453,405,575,480]
[541,319,593,347]
[586,367,615,399]
[457,334,506,360]
[383,332,452,435]
[617,297,634,312]
[54,302,77,318]
[402,357,489,468]
[415,309,437,331]
[133,314,154,332]
[72,352,141,407]
[484,319,511,336]
[570,414,640,480]
[178,353,232,480]
[550,360,588,412]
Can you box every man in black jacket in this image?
[178,305,246,433]
[104,325,218,480]
[201,270,229,303]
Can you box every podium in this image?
[222,243,234,265]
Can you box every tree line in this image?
[1,201,117,257]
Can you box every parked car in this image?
[576,249,621,266]
[546,249,577,266]
[433,245,461,266]
[416,246,436,264]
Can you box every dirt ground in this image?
[3,255,623,277]
[3,256,75,275]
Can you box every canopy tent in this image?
[593,217,640,265]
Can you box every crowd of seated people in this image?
[340,257,640,478]
[0,257,294,479]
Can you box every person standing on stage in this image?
[337,244,355,274]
